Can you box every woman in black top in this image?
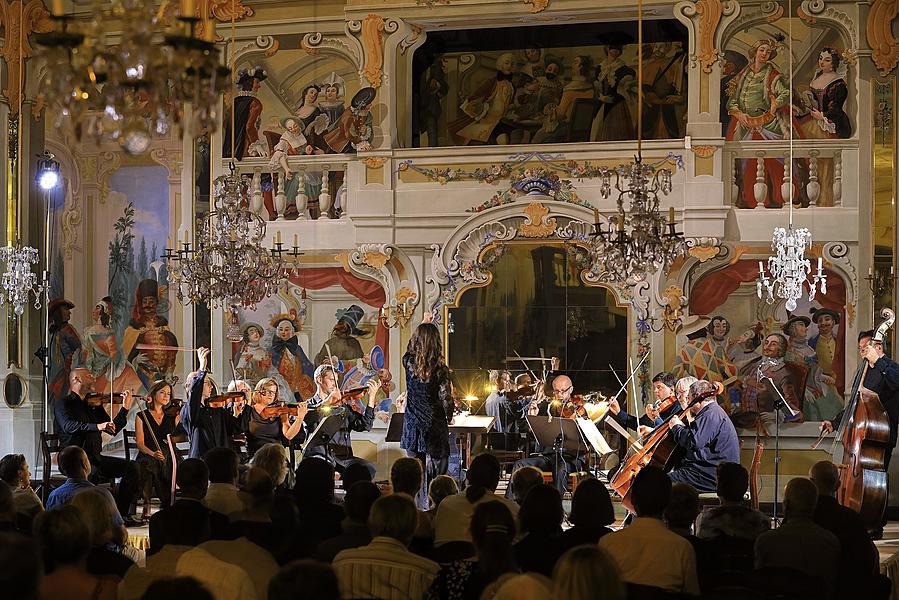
[245,377,306,455]
[135,380,178,517]
[558,477,614,552]
[401,313,454,506]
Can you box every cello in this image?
[833,307,894,529]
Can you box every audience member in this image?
[665,483,714,576]
[754,477,840,596]
[341,461,374,491]
[558,477,614,552]
[487,573,552,600]
[428,500,517,600]
[514,484,564,576]
[268,560,340,600]
[552,545,625,600]
[333,493,440,600]
[509,466,543,504]
[204,447,245,518]
[427,475,458,517]
[236,467,276,523]
[251,443,290,489]
[201,523,279,599]
[392,457,434,551]
[696,461,769,541]
[0,453,43,530]
[140,576,214,600]
[0,480,18,533]
[292,458,344,556]
[0,532,41,600]
[600,466,700,595]
[433,454,518,558]
[69,488,134,578]
[315,481,380,562]
[46,446,125,529]
[34,504,118,600]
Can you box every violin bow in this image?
[609,351,650,405]
[513,349,540,383]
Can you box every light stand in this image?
[36,151,59,434]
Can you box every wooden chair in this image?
[166,433,189,505]
[39,432,66,504]
[122,429,137,462]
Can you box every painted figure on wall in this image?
[674,315,740,396]
[315,304,367,366]
[48,298,82,404]
[449,53,517,145]
[270,311,316,401]
[782,314,843,422]
[419,57,450,147]
[642,42,686,139]
[123,279,179,390]
[738,333,804,420]
[591,44,636,141]
[725,39,793,208]
[235,322,271,384]
[324,87,377,153]
[81,296,143,394]
[318,73,347,138]
[223,66,268,160]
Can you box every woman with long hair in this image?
[552,545,625,600]
[401,314,454,506]
[244,377,307,455]
[134,380,179,519]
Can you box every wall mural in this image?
[722,19,856,209]
[48,165,175,403]
[677,260,847,426]
[412,20,688,147]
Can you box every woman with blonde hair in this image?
[70,488,134,578]
[244,377,307,455]
[552,544,625,600]
[135,379,179,518]
[251,442,290,488]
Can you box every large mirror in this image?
[446,242,629,401]
[3,373,27,408]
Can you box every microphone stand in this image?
[759,364,792,528]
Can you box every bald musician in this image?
[510,374,587,496]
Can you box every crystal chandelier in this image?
[0,242,46,316]
[35,1,230,155]
[756,0,826,312]
[164,166,300,315]
[588,0,686,283]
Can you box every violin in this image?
[259,402,307,419]
[84,392,127,407]
[163,398,184,417]
[505,382,541,402]
[206,391,248,408]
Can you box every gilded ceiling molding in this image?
[867,0,899,76]
[94,151,122,205]
[764,1,784,22]
[685,0,725,73]
[195,0,254,40]
[149,149,184,182]
[0,0,53,115]
[522,0,550,12]
[347,14,400,88]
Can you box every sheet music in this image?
[576,417,613,455]
[449,413,495,432]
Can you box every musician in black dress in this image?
[135,380,179,517]
[243,377,307,455]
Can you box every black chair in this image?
[39,432,66,504]
[122,429,137,462]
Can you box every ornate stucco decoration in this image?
[0,0,53,115]
[47,138,83,260]
[686,237,722,262]
[799,1,858,49]
[346,243,421,317]
[661,285,688,331]
[361,156,388,168]
[691,145,718,158]
[867,0,899,76]
[765,1,784,22]
[523,0,550,12]
[149,149,184,182]
[691,0,724,73]
[95,152,123,204]
[518,202,557,237]
[362,249,390,270]
[195,0,254,40]
[302,31,364,74]
[399,24,424,55]
[395,286,417,307]
[347,14,400,88]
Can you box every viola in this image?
[259,402,306,419]
[206,391,248,408]
[163,398,184,417]
[505,382,540,402]
[84,392,126,407]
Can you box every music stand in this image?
[385,413,404,443]
[527,416,589,490]
[302,410,348,463]
[449,414,495,482]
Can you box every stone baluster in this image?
[753,152,767,208]
[319,166,332,219]
[296,168,307,219]
[731,158,740,205]
[250,168,264,217]
[833,150,843,207]
[806,150,820,207]
[780,151,793,208]
[274,169,287,221]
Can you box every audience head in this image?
[69,488,117,547]
[428,475,458,509]
[251,443,289,487]
[0,453,28,487]
[490,573,553,600]
[465,453,501,503]
[631,466,672,518]
[344,481,381,524]
[510,466,544,504]
[469,500,517,579]
[176,458,210,499]
[0,480,13,521]
[242,467,275,507]
[294,457,336,506]
[58,446,90,479]
[518,483,563,535]
[809,461,840,497]
[0,533,41,600]
[665,483,701,531]
[368,493,418,546]
[783,477,819,518]
[141,577,214,600]
[342,462,374,490]
[33,504,90,572]
[268,560,340,600]
[390,457,423,496]
[553,545,624,600]
[716,461,750,503]
[205,447,239,485]
[569,477,615,528]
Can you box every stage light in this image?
[36,151,60,190]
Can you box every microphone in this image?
[756,356,776,381]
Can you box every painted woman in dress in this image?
[81,296,143,394]
[269,312,315,401]
[235,323,271,385]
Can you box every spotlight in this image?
[36,151,60,191]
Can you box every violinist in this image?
[243,377,308,455]
[608,371,680,436]
[180,347,246,460]
[666,379,740,492]
[485,371,544,436]
[53,368,141,524]
[510,374,587,496]
[819,329,899,537]
[135,380,179,518]
[303,364,379,478]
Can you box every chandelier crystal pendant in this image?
[35,3,230,155]
[0,242,46,316]
[757,226,826,312]
[164,166,300,313]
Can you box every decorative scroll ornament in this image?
[693,0,724,73]
[867,0,899,76]
[691,145,718,158]
[348,14,399,88]
[523,0,551,12]
[518,203,558,238]
[0,0,54,115]
[196,0,254,40]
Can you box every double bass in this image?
[833,307,894,529]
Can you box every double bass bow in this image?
[831,307,894,529]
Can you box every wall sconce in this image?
[866,265,896,297]
[379,299,414,329]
